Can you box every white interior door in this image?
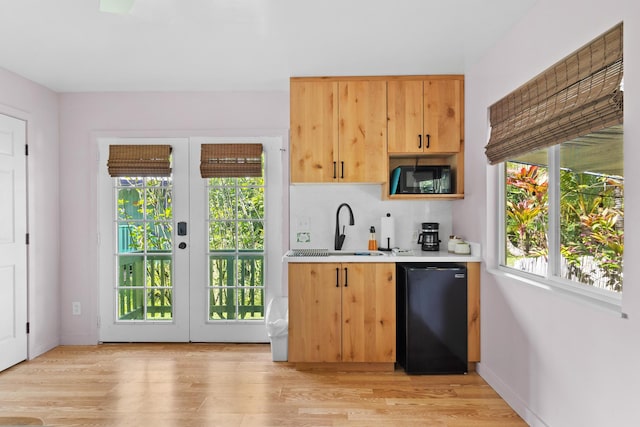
[98,137,283,343]
[0,114,27,371]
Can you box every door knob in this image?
[178,242,187,249]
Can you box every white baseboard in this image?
[59,333,98,346]
[476,362,549,427]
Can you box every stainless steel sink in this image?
[328,251,386,256]
[287,249,386,257]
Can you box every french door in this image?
[98,137,283,342]
[0,114,27,371]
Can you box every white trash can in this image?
[265,297,288,361]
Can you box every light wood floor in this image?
[0,344,526,427]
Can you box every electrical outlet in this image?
[411,231,419,242]
[72,302,81,316]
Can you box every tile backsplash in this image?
[289,184,453,252]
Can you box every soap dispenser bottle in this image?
[368,226,377,250]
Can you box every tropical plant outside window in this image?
[505,156,549,277]
[505,126,624,293]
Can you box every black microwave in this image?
[390,165,452,194]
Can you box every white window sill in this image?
[487,266,626,319]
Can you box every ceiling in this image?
[0,0,537,92]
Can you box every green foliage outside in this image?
[115,175,266,321]
[117,178,173,320]
[506,163,624,292]
[207,176,265,320]
[506,164,549,259]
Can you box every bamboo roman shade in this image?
[107,145,172,177]
[485,23,623,165]
[200,143,263,178]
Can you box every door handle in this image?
[177,221,187,236]
[178,242,187,249]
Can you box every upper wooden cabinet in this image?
[388,77,463,154]
[290,80,338,183]
[290,78,387,183]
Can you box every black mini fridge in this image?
[396,264,468,374]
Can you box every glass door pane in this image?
[206,172,265,321]
[115,177,174,321]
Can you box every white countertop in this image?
[284,243,482,263]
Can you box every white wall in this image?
[58,92,289,344]
[458,0,640,425]
[0,67,60,358]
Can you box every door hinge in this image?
[26,233,30,245]
[26,322,30,334]
[25,144,29,156]
[97,316,101,329]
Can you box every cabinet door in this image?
[423,79,463,153]
[290,81,339,183]
[387,80,424,154]
[341,263,396,362]
[288,263,342,362]
[338,81,387,183]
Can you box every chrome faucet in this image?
[334,203,355,250]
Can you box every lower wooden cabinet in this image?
[288,261,480,365]
[288,262,396,363]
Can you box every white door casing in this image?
[0,114,27,371]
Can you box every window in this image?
[505,150,549,277]
[487,23,624,300]
[504,126,623,293]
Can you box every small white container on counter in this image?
[454,242,471,254]
[448,236,464,252]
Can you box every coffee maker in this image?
[417,222,441,251]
